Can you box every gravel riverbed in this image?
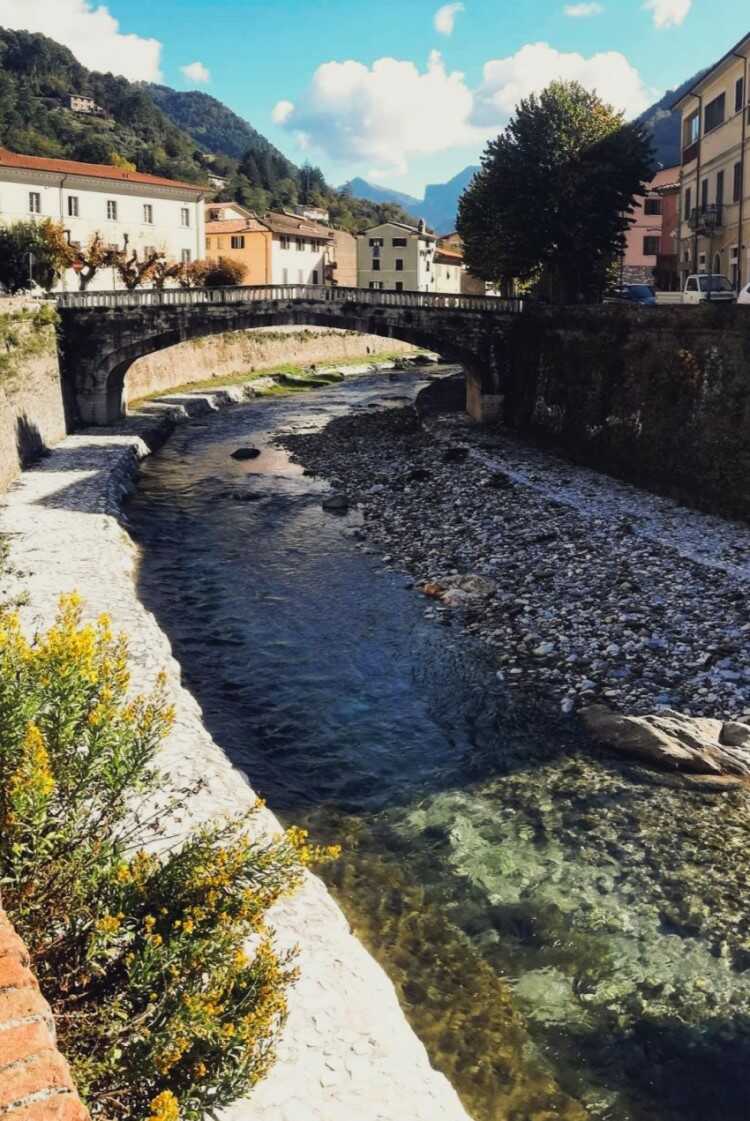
[278,390,750,723]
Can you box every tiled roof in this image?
[361,220,436,240]
[0,147,205,193]
[262,211,333,239]
[205,217,270,234]
[434,249,464,265]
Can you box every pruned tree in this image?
[71,233,117,292]
[0,219,74,293]
[457,80,655,304]
[151,258,184,290]
[204,256,247,287]
[175,259,210,289]
[111,246,163,290]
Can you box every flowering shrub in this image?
[0,594,338,1121]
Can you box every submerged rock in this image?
[582,705,750,777]
[322,492,349,513]
[231,446,261,461]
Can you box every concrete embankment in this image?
[0,389,471,1121]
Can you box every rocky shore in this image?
[278,394,750,727]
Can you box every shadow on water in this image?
[127,371,750,1121]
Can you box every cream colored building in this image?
[0,147,205,291]
[674,32,750,289]
[357,220,436,292]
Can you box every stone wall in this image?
[0,301,68,493]
[124,326,418,402]
[499,304,750,520]
[0,907,89,1120]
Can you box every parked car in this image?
[605,284,657,306]
[737,282,750,305]
[682,274,737,304]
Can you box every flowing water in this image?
[128,369,750,1121]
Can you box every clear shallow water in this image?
[127,371,750,1121]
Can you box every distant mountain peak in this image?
[341,165,479,232]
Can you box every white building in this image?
[0,148,205,292]
[263,211,334,285]
[357,220,436,292]
[68,94,106,117]
[433,247,464,293]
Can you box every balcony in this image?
[688,204,723,233]
[682,140,700,165]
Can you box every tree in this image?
[175,259,210,289]
[71,233,117,292]
[457,80,655,304]
[151,258,184,290]
[0,219,73,293]
[111,246,163,290]
[204,256,247,287]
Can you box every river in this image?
[127,367,750,1121]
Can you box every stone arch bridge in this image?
[56,284,522,426]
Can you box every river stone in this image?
[322,493,349,512]
[720,721,750,748]
[581,706,734,774]
[435,574,497,598]
[231,446,261,460]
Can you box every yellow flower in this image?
[147,1090,180,1121]
[95,913,122,935]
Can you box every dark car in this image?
[605,284,657,306]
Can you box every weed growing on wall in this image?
[0,304,59,387]
[0,593,338,1121]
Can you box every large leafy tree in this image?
[0,219,73,293]
[458,80,655,303]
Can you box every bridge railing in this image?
[55,283,523,314]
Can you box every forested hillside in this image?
[0,27,415,232]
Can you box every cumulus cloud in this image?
[181,60,210,84]
[0,0,162,81]
[272,51,484,178]
[564,2,604,16]
[434,3,464,36]
[642,0,691,27]
[473,42,656,124]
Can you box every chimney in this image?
[417,219,426,234]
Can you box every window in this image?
[143,204,153,224]
[181,249,191,263]
[701,178,709,209]
[392,237,407,247]
[737,77,745,113]
[704,92,726,134]
[106,199,117,220]
[369,281,384,290]
[716,169,725,206]
[29,192,41,214]
[684,186,692,220]
[208,208,221,221]
[312,269,319,284]
[296,238,304,251]
[372,258,381,271]
[206,237,213,250]
[282,267,289,283]
[643,236,659,256]
[280,235,290,249]
[395,258,404,271]
[644,197,661,215]
[735,161,743,202]
[180,208,190,228]
[230,235,245,249]
[395,281,404,292]
[67,195,79,218]
[369,238,384,247]
[686,278,698,292]
[684,111,700,146]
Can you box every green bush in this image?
[0,594,338,1121]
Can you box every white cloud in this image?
[434,3,464,36]
[181,60,210,84]
[273,51,484,178]
[473,42,656,124]
[642,0,691,28]
[564,2,604,16]
[272,99,295,125]
[0,0,162,81]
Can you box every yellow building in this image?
[204,203,272,284]
[674,32,750,289]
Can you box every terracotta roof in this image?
[262,211,333,239]
[206,217,270,234]
[0,147,205,193]
[435,249,464,265]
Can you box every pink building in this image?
[622,165,681,289]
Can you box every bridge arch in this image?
[56,285,521,426]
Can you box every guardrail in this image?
[56,283,523,315]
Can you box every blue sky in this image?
[1,0,748,193]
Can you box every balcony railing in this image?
[688,204,723,233]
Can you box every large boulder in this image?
[581,706,750,777]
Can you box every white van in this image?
[683,274,737,304]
